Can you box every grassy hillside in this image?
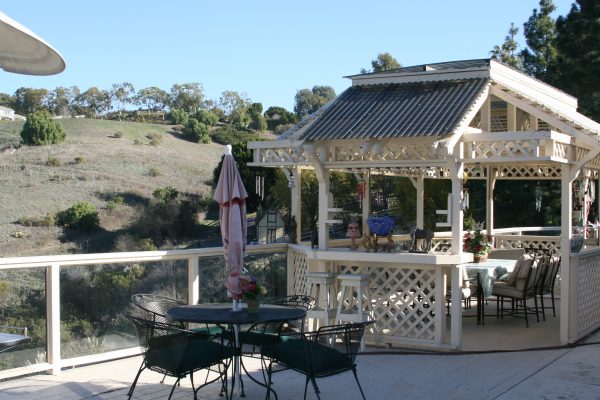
[0,118,224,256]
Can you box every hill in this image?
[0,118,225,256]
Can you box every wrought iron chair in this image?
[538,255,561,320]
[492,254,544,327]
[126,315,234,400]
[261,321,374,400]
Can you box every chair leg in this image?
[533,294,540,323]
[167,378,180,400]
[127,365,145,399]
[523,299,529,328]
[303,376,310,400]
[190,373,198,400]
[551,289,556,317]
[310,377,321,400]
[352,368,368,400]
[539,292,546,321]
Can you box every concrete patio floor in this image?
[1,298,597,400]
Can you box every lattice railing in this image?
[336,263,439,343]
[287,245,309,296]
[573,250,600,340]
[494,235,560,254]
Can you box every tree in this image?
[218,90,251,123]
[553,0,600,120]
[21,110,66,145]
[0,93,15,110]
[490,23,524,70]
[47,87,71,117]
[182,118,210,143]
[168,108,189,125]
[361,52,401,73]
[75,87,111,118]
[194,109,219,126]
[169,83,203,113]
[520,0,558,81]
[111,82,135,119]
[264,106,299,131]
[13,87,49,115]
[248,102,267,131]
[135,86,168,111]
[293,85,336,118]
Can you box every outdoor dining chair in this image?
[126,315,234,400]
[492,254,543,327]
[538,255,561,320]
[261,321,374,400]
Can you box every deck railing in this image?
[568,247,600,342]
[0,244,287,379]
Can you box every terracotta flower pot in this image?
[473,253,488,263]
[246,298,260,313]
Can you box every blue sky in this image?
[2,1,573,112]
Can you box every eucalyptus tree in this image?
[111,82,135,119]
[135,86,169,112]
[47,87,71,117]
[169,83,204,113]
[293,85,336,118]
[361,52,401,73]
[13,87,49,115]
[75,87,111,118]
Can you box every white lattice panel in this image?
[289,248,308,296]
[431,238,452,253]
[258,147,309,165]
[336,263,438,342]
[576,253,600,336]
[494,235,560,254]
[468,139,541,160]
[495,165,562,179]
[329,141,442,163]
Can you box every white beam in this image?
[291,167,302,242]
[362,170,371,236]
[416,175,425,228]
[560,165,573,345]
[47,263,61,375]
[313,157,330,250]
[507,103,517,131]
[486,167,497,241]
[187,257,199,305]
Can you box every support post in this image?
[291,167,302,242]
[47,263,61,375]
[313,154,329,250]
[448,160,464,254]
[507,103,517,131]
[416,175,425,228]
[362,170,371,236]
[560,165,574,344]
[188,257,199,305]
[480,97,491,132]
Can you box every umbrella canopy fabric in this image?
[213,149,248,299]
[0,11,65,75]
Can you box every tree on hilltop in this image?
[294,85,336,118]
[361,52,401,74]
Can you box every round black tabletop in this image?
[167,303,306,325]
[0,333,30,352]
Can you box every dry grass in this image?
[0,118,223,256]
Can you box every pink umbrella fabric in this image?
[213,146,248,299]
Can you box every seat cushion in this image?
[146,338,233,376]
[492,281,524,298]
[262,339,352,377]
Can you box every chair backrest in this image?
[524,257,543,296]
[488,248,525,260]
[131,294,184,325]
[541,256,561,293]
[314,321,374,364]
[514,255,536,291]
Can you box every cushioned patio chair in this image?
[492,254,543,327]
[126,315,234,400]
[261,321,374,400]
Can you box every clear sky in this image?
[2,1,573,112]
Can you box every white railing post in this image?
[46,263,61,375]
[187,257,199,305]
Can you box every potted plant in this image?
[463,221,493,262]
[240,276,267,313]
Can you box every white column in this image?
[560,165,574,344]
[449,163,464,254]
[188,257,199,305]
[291,167,302,242]
[486,167,496,240]
[362,170,371,236]
[529,114,539,131]
[480,97,491,132]
[47,263,61,375]
[507,103,517,131]
[450,265,462,349]
[313,160,330,250]
[416,175,425,228]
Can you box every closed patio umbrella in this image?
[213,145,248,310]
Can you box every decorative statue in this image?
[346,220,361,250]
[288,216,297,244]
[410,226,434,252]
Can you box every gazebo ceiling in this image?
[285,78,489,141]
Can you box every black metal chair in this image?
[126,315,234,400]
[539,255,561,320]
[261,321,374,400]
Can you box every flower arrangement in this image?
[240,275,267,300]
[463,221,492,256]
[367,216,395,236]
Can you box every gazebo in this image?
[249,59,600,350]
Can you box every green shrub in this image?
[113,131,123,138]
[21,111,66,145]
[106,196,124,211]
[57,202,100,231]
[146,132,162,141]
[18,213,56,227]
[168,108,189,125]
[182,118,210,143]
[46,156,61,166]
[10,231,25,238]
[194,109,219,126]
[153,186,178,204]
[138,238,157,251]
[74,156,85,164]
[211,125,261,145]
[148,167,161,177]
[133,138,143,145]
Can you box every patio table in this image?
[462,259,517,325]
[167,303,306,399]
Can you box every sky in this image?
[2,1,574,112]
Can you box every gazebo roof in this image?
[283,78,488,141]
